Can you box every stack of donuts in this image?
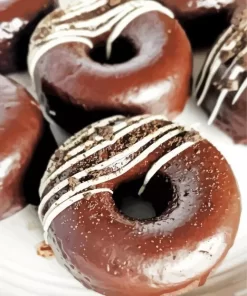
[0,0,245,295]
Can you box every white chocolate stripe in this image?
[106,2,175,58]
[232,77,247,105]
[41,128,185,225]
[138,141,197,195]
[66,116,149,157]
[38,123,179,220]
[61,115,125,151]
[56,0,108,23]
[28,36,93,81]
[197,27,246,108]
[56,2,139,30]
[40,115,168,196]
[220,47,247,82]
[60,0,101,12]
[197,58,222,106]
[43,188,113,243]
[195,26,233,96]
[42,5,136,42]
[67,0,102,13]
[208,64,246,125]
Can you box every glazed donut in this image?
[28,0,192,134]
[0,0,56,74]
[39,114,240,296]
[195,6,247,144]
[0,75,55,220]
[159,0,236,47]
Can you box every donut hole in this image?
[89,36,138,65]
[113,173,175,220]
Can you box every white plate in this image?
[1,51,247,296]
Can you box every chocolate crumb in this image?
[220,49,235,62]
[199,250,211,256]
[84,193,92,200]
[95,126,114,140]
[36,241,54,258]
[217,79,239,91]
[54,149,66,165]
[68,177,81,190]
[185,131,202,143]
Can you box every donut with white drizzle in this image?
[158,0,237,47]
[28,0,192,134]
[0,0,56,74]
[195,6,247,144]
[39,114,240,296]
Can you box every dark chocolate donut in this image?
[0,75,56,220]
[195,6,247,144]
[28,0,192,135]
[0,0,56,74]
[39,115,240,296]
[159,0,236,47]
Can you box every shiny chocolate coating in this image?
[40,115,240,296]
[0,75,55,220]
[0,0,56,74]
[159,0,236,47]
[30,2,192,135]
[195,7,247,144]
[200,72,247,144]
[159,0,235,17]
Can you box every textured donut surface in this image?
[40,115,240,296]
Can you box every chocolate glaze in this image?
[195,6,247,144]
[159,0,235,17]
[201,72,247,144]
[159,0,236,47]
[29,1,192,135]
[0,0,56,74]
[0,75,56,220]
[40,115,240,296]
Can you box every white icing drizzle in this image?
[208,63,246,125]
[220,46,247,81]
[39,115,200,240]
[196,25,233,96]
[138,141,196,195]
[232,76,247,105]
[28,0,174,79]
[195,21,247,124]
[57,0,108,23]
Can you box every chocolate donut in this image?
[0,75,56,220]
[0,0,56,74]
[39,115,240,296]
[159,0,236,47]
[28,0,192,135]
[195,7,247,144]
